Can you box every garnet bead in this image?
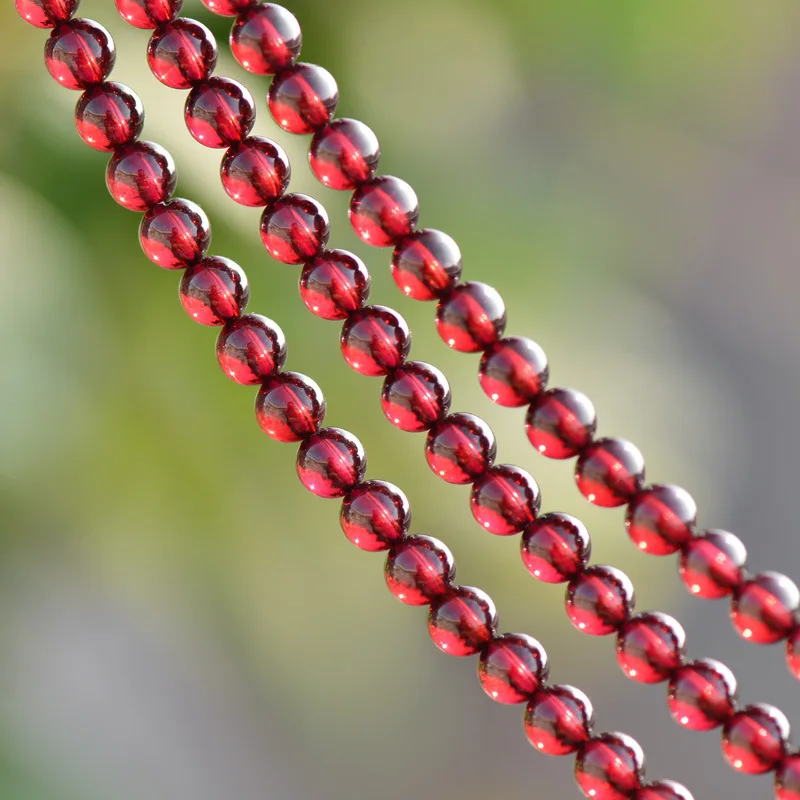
[220,136,290,207]
[635,782,694,800]
[381,361,450,432]
[340,306,411,377]
[731,571,799,643]
[625,484,697,555]
[349,176,420,247]
[16,0,78,27]
[667,658,737,731]
[201,0,249,15]
[340,480,410,552]
[392,229,462,301]
[384,535,455,605]
[260,194,330,265]
[575,732,645,800]
[268,62,339,134]
[179,255,249,326]
[185,77,255,148]
[106,141,176,211]
[428,585,497,656]
[147,19,217,90]
[477,633,548,704]
[777,755,800,800]
[296,427,366,498]
[721,703,789,774]
[787,626,800,680]
[521,512,591,583]
[470,464,540,536]
[679,529,747,599]
[217,314,286,385]
[116,0,182,29]
[524,685,594,756]
[256,371,325,442]
[435,282,506,353]
[479,336,549,407]
[575,437,645,507]
[526,387,597,459]
[309,119,381,190]
[139,198,210,269]
[230,3,302,75]
[45,19,115,90]
[300,250,370,321]
[425,413,496,484]
[566,565,634,635]
[616,612,686,683]
[75,82,143,151]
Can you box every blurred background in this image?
[2,1,800,797]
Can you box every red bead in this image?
[566,565,634,636]
[436,282,506,353]
[731,571,799,644]
[477,633,548,704]
[179,255,249,326]
[139,198,210,269]
[217,314,286,385]
[45,19,115,90]
[521,512,591,583]
[230,3,301,75]
[392,229,462,301]
[268,63,338,134]
[185,77,255,149]
[147,19,217,89]
[340,480,410,552]
[428,585,497,656]
[260,194,330,265]
[635,781,694,800]
[575,437,645,507]
[479,337,549,407]
[526,387,596,459]
[106,141,176,211]
[470,464,540,536]
[679,529,747,599]
[381,361,450,432]
[300,249,370,321]
[340,306,411,377]
[384,535,455,606]
[309,119,380,190]
[256,372,325,442]
[425,413,496,485]
[296,427,366,498]
[220,136,290,207]
[722,703,789,774]
[16,0,78,27]
[524,685,594,756]
[575,732,645,800]
[200,0,250,15]
[667,658,737,731]
[625,484,697,555]
[75,82,143,152]
[616,612,686,683]
[787,626,800,680]
[349,176,420,247]
[777,755,800,800]
[116,0,182,28]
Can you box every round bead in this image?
[185,77,255,149]
[201,0,249,15]
[722,703,789,774]
[615,612,686,683]
[268,63,338,134]
[526,387,597,459]
[470,464,540,536]
[425,413,496,485]
[479,337,549,407]
[777,754,800,800]
[296,428,366,498]
[230,3,302,75]
[731,571,799,644]
[566,565,634,636]
[575,437,645,507]
[260,194,330,265]
[667,658,737,731]
[179,255,249,326]
[787,626,800,680]
[256,372,326,442]
[625,484,697,555]
[428,585,497,656]
[147,19,216,90]
[220,136,290,207]
[575,732,645,800]
[75,82,143,152]
[384,535,455,606]
[524,685,594,756]
[679,529,747,599]
[349,176,420,248]
[45,19,115,90]
[116,0,182,28]
[309,119,380,190]
[521,512,591,583]
[340,306,411,377]
[300,249,370,321]
[477,633,549,704]
[391,229,462,301]
[16,0,78,27]
[635,782,694,800]
[340,480,410,552]
[381,361,451,432]
[139,198,210,270]
[106,141,176,211]
[217,314,286,385]
[435,282,506,353]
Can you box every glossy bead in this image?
[179,255,249,326]
[635,781,694,800]
[391,229,462,301]
[787,626,800,680]
[296,427,366,498]
[139,198,210,270]
[185,78,255,149]
[566,565,634,635]
[721,703,789,774]
[230,3,301,75]
[116,0,182,28]
[470,464,540,536]
[220,136,290,207]
[384,535,454,605]
[679,529,747,599]
[616,612,686,683]
[667,658,737,731]
[425,413,496,485]
[731,571,799,644]
[256,371,325,442]
[524,685,594,756]
[147,19,216,89]
[479,337,549,407]
[260,194,330,265]
[16,0,78,27]
[381,361,450,432]
[45,19,115,90]
[776,755,800,800]
[268,63,338,134]
[75,82,143,152]
[340,480,410,552]
[575,732,645,800]
[575,437,645,507]
[625,484,697,555]
[349,176,420,247]
[201,0,249,15]
[106,141,176,211]
[340,306,411,377]
[478,633,549,704]
[526,387,597,459]
[521,512,591,583]
[428,585,497,656]
[435,282,506,353]
[217,314,286,385]
[309,119,380,190]
[300,249,370,321]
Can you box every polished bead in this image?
[526,387,597,459]
[381,361,450,432]
[340,480,410,552]
[575,732,645,800]
[217,314,286,385]
[309,119,380,190]
[731,571,799,644]
[625,484,697,555]
[384,535,454,605]
[470,464,540,536]
[575,437,645,507]
[147,19,216,89]
[256,371,325,442]
[679,529,747,599]
[139,198,210,269]
[524,685,594,756]
[200,0,249,15]
[667,658,737,731]
[566,565,634,636]
[777,755,800,800]
[340,306,411,377]
[300,249,370,321]
[116,0,182,28]
[296,427,366,498]
[260,193,330,265]
[521,512,591,583]
[616,612,686,683]
[425,413,496,484]
[230,3,301,75]
[721,703,789,774]
[268,62,338,134]
[478,633,548,704]
[428,585,497,656]
[479,336,549,407]
[45,19,115,90]
[106,141,176,211]
[635,781,694,800]
[436,282,506,353]
[392,229,462,301]
[787,626,800,680]
[75,82,143,151]
[185,77,255,148]
[16,0,78,27]
[220,136,290,207]
[349,176,420,247]
[179,255,249,326]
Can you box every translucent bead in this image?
[625,484,697,555]
[116,0,182,28]
[787,626,800,680]
[340,480,410,552]
[340,306,411,377]
[575,437,645,507]
[16,0,78,27]
[566,565,634,636]
[425,413,496,484]
[309,119,380,190]
[268,63,338,134]
[139,198,210,269]
[667,658,737,731]
[260,193,330,265]
[678,529,747,599]
[45,19,115,90]
[470,464,540,536]
[428,585,497,656]
[616,612,686,683]
[256,371,325,442]
[106,141,176,211]
[436,282,506,353]
[521,512,591,583]
[296,427,366,498]
[384,535,455,606]
[217,314,286,385]
[75,82,143,151]
[526,387,596,459]
[479,336,549,407]
[722,703,789,774]
[201,0,249,15]
[220,136,290,207]
[300,249,370,321]
[575,732,645,800]
[392,229,462,301]
[185,77,255,148]
[777,754,800,800]
[524,685,594,756]
[179,255,249,326]
[635,781,694,800]
[147,19,217,89]
[381,361,451,432]
[477,633,548,704]
[731,571,799,644]
[230,3,301,75]
[349,176,420,247]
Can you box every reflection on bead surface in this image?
[230,3,302,75]
[75,82,143,151]
[392,229,462,301]
[575,732,645,800]
[147,19,216,89]
[220,136,290,207]
[186,77,255,148]
[575,437,645,507]
[310,119,380,190]
[616,612,685,683]
[731,571,799,644]
[425,413,496,484]
[428,585,497,656]
[777,755,800,800]
[217,314,286,385]
[116,0,182,28]
[260,194,330,265]
[106,141,176,211]
[46,19,115,90]
[524,684,594,756]
[300,250,370,321]
[268,62,338,134]
[296,428,366,498]
[787,627,800,680]
[625,484,696,555]
[722,703,788,774]
[526,387,596,459]
[521,512,591,583]
[179,255,249,326]
[678,529,746,599]
[436,282,506,353]
[349,176,420,247]
[566,565,634,635]
[139,198,210,269]
[340,480,410,552]
[478,633,548,704]
[385,535,454,605]
[201,0,249,14]
[667,658,737,731]
[635,781,694,800]
[479,337,549,407]
[470,464,540,536]
[340,306,411,377]
[16,0,78,27]
[256,371,325,442]
[381,361,450,432]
